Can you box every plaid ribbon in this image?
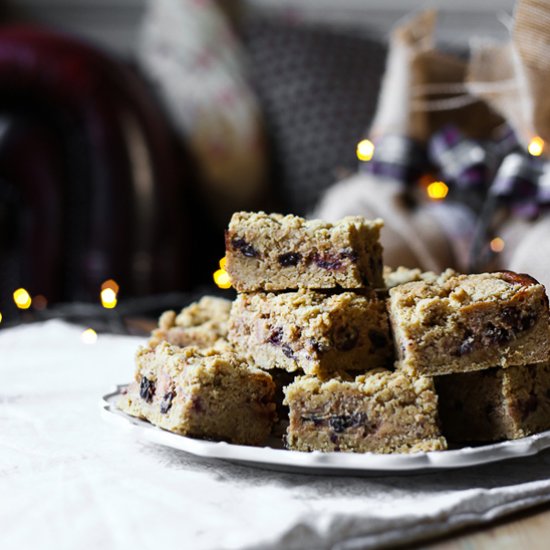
[360,125,549,269]
[361,135,426,182]
[362,125,549,212]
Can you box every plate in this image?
[101,386,550,475]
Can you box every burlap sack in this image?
[465,0,550,289]
[315,10,499,272]
[468,0,550,151]
[371,10,502,143]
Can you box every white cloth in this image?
[4,320,550,550]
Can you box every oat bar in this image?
[148,296,232,349]
[284,370,447,453]
[436,362,550,441]
[117,342,276,445]
[228,289,392,377]
[389,271,550,375]
[225,211,384,291]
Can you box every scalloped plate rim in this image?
[100,385,550,474]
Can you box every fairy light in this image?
[0,312,3,324]
[13,288,32,309]
[356,139,375,162]
[100,278,119,309]
[426,181,449,200]
[100,287,118,309]
[490,237,505,253]
[528,136,544,157]
[81,328,98,344]
[213,256,232,289]
[101,279,120,294]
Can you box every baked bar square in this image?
[148,296,232,349]
[225,211,384,291]
[117,342,276,445]
[436,362,550,441]
[284,370,447,453]
[228,289,392,377]
[389,271,550,375]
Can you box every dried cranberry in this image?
[139,376,155,403]
[231,237,258,258]
[268,327,283,346]
[311,252,343,271]
[160,391,176,414]
[281,344,295,359]
[278,252,302,267]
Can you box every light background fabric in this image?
[4,320,550,550]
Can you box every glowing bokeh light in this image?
[490,237,505,253]
[426,181,449,200]
[81,328,98,344]
[213,269,232,289]
[101,279,120,294]
[356,139,375,162]
[219,256,227,270]
[13,288,32,309]
[100,288,118,309]
[528,136,544,157]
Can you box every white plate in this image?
[101,385,550,475]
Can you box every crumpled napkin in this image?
[3,319,550,550]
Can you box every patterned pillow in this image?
[242,17,387,215]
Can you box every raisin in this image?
[333,325,359,351]
[231,237,258,258]
[368,329,387,349]
[307,338,328,354]
[340,249,358,262]
[311,252,343,271]
[139,376,155,403]
[281,344,295,359]
[483,323,511,345]
[278,252,302,267]
[160,391,176,414]
[501,307,537,332]
[329,416,347,433]
[268,327,283,346]
[329,413,368,433]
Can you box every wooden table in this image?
[417,501,550,549]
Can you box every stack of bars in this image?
[118,211,550,453]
